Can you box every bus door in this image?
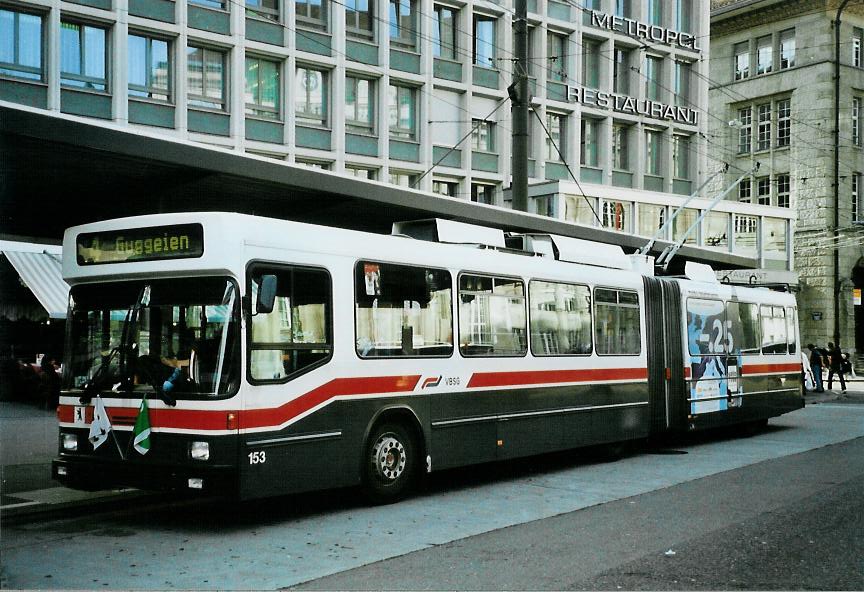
[643,278,685,433]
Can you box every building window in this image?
[345,0,373,38]
[389,83,416,139]
[756,35,772,75]
[602,200,632,232]
[854,27,863,68]
[473,14,496,68]
[613,123,629,171]
[674,60,690,107]
[613,46,630,95]
[581,118,599,167]
[734,41,749,81]
[296,158,331,169]
[60,22,107,91]
[389,171,418,187]
[738,178,751,203]
[295,66,327,125]
[546,112,565,161]
[471,183,495,205]
[346,165,377,179]
[756,177,771,205]
[246,0,278,21]
[389,0,416,48]
[738,107,752,154]
[128,34,170,101]
[189,0,225,10]
[673,134,690,180]
[644,129,662,176]
[646,0,662,26]
[777,174,790,208]
[776,98,790,148]
[433,4,457,60]
[614,0,630,18]
[854,97,862,147]
[297,0,327,29]
[676,0,691,33]
[0,8,42,81]
[582,38,601,90]
[472,119,495,152]
[187,46,226,110]
[644,55,662,101]
[433,179,458,196]
[345,75,374,133]
[779,29,795,69]
[757,103,771,151]
[547,32,567,83]
[245,56,280,119]
[854,173,862,222]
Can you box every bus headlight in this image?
[62,434,79,452]
[189,441,210,461]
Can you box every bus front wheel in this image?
[362,422,417,504]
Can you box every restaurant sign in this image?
[568,87,699,125]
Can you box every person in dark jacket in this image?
[808,344,825,392]
[826,342,847,393]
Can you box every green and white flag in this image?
[132,397,151,455]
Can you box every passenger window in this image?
[760,305,787,354]
[249,266,332,381]
[529,280,592,355]
[786,307,797,354]
[355,262,453,357]
[459,274,527,357]
[594,288,641,355]
[686,298,726,356]
[726,301,761,354]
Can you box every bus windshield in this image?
[65,277,240,398]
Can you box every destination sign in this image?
[76,223,204,265]
[568,87,699,125]
[590,11,701,52]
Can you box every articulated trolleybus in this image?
[54,212,803,502]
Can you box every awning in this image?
[2,249,69,319]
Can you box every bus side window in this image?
[248,265,332,382]
[354,261,453,358]
[760,305,787,355]
[726,301,760,355]
[458,274,527,357]
[786,306,797,354]
[528,280,592,356]
[593,288,641,356]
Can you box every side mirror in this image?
[255,275,277,314]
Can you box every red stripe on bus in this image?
[58,374,421,432]
[467,367,648,389]
[742,363,801,375]
[238,375,421,429]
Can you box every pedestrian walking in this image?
[807,343,825,392]
[826,342,847,393]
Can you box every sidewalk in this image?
[0,400,146,520]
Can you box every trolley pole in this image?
[510,0,530,212]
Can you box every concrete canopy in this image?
[0,104,758,273]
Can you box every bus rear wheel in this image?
[362,422,416,504]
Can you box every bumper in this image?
[52,456,237,496]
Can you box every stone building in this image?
[709,0,864,359]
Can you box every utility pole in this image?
[834,0,850,345]
[510,0,529,212]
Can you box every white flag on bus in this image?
[88,395,113,450]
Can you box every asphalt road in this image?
[295,436,864,591]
